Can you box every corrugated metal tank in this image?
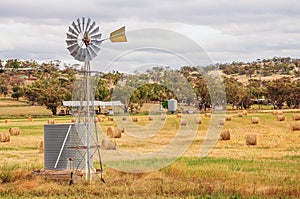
[168,99,178,113]
[44,124,92,170]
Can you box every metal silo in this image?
[168,99,178,113]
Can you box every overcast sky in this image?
[0,0,299,72]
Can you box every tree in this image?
[24,77,73,115]
[11,86,24,101]
[265,77,292,109]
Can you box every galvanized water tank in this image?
[44,124,91,170]
[168,99,178,113]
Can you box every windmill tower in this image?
[65,17,127,182]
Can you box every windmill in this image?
[65,17,127,182]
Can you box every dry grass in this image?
[0,110,300,198]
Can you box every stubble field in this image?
[0,107,299,198]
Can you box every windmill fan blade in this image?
[87,47,97,59]
[78,49,86,62]
[68,26,78,36]
[66,33,78,40]
[89,27,100,36]
[82,17,85,32]
[77,18,82,33]
[85,48,93,61]
[91,39,102,46]
[72,21,80,34]
[86,21,96,33]
[66,40,77,47]
[90,43,101,53]
[70,45,81,57]
[74,48,83,61]
[85,18,91,33]
[90,33,102,40]
[68,43,80,54]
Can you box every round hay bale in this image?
[237,112,243,117]
[195,118,201,124]
[101,139,116,150]
[148,116,153,121]
[108,116,114,122]
[28,117,33,122]
[48,119,55,124]
[132,117,138,122]
[204,113,211,118]
[106,127,122,138]
[220,129,231,140]
[218,119,225,126]
[225,115,231,121]
[277,115,285,121]
[246,134,257,145]
[39,140,44,153]
[71,118,76,123]
[107,127,114,138]
[122,116,127,121]
[98,117,104,122]
[0,132,10,142]
[291,122,300,131]
[180,120,187,126]
[293,115,300,121]
[251,117,259,124]
[177,114,182,118]
[113,127,122,138]
[4,119,11,123]
[242,110,248,116]
[9,127,20,136]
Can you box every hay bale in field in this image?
[291,122,300,131]
[0,132,10,142]
[108,116,114,122]
[98,116,104,122]
[218,119,225,125]
[148,116,153,121]
[195,118,201,124]
[177,114,182,118]
[71,118,76,123]
[180,120,187,126]
[251,117,259,124]
[9,127,20,136]
[48,119,55,124]
[122,116,127,121]
[204,113,211,118]
[237,112,243,117]
[242,110,248,116]
[225,115,232,121]
[106,126,122,138]
[246,134,257,145]
[4,119,11,123]
[293,115,300,121]
[132,117,138,122]
[28,117,33,122]
[101,139,116,150]
[39,141,44,153]
[277,115,285,121]
[220,129,231,140]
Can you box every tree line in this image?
[0,59,299,115]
